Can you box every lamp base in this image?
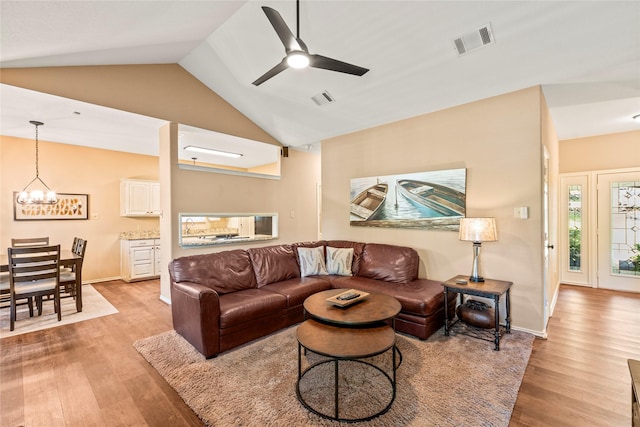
[469,242,484,283]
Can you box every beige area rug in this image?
[134,324,534,426]
[0,285,118,339]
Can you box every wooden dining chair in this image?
[71,237,80,252]
[11,237,50,247]
[58,237,79,277]
[60,238,87,298]
[7,245,61,331]
[2,237,47,313]
[0,274,34,317]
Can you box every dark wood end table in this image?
[442,275,512,351]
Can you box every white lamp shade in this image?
[459,217,497,242]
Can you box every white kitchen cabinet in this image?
[120,238,161,282]
[227,216,255,237]
[120,179,161,217]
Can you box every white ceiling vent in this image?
[311,91,335,106]
[453,24,495,56]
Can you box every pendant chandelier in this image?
[16,120,58,205]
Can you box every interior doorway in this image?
[543,148,551,324]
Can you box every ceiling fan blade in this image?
[252,57,289,86]
[309,54,369,76]
[261,7,302,52]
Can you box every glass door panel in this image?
[560,174,590,285]
[597,171,640,292]
[609,180,640,276]
[568,184,583,272]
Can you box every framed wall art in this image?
[13,192,89,221]
[350,168,466,231]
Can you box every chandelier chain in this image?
[34,122,40,178]
[17,120,56,205]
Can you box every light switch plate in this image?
[513,207,529,219]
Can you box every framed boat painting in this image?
[349,168,466,231]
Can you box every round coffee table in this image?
[303,288,401,327]
[296,289,402,422]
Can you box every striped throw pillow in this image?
[298,246,328,277]
[326,247,353,276]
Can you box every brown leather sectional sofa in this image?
[169,240,456,358]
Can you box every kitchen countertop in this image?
[180,235,273,247]
[120,230,160,240]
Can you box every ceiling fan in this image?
[252,0,369,86]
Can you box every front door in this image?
[597,170,640,292]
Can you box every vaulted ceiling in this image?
[1,1,639,156]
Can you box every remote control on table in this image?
[337,292,360,301]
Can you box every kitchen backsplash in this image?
[119,230,160,240]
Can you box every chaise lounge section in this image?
[169,240,455,358]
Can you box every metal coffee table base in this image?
[296,343,400,423]
[296,320,402,422]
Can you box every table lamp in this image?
[459,217,497,282]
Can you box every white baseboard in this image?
[512,325,547,339]
[84,276,121,284]
[549,283,560,317]
[159,294,171,305]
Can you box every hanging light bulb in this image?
[16,121,58,205]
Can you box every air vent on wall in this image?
[311,90,335,106]
[453,23,495,56]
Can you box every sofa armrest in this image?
[171,281,221,358]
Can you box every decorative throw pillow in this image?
[298,246,328,277]
[326,247,354,276]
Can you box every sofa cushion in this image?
[261,277,332,307]
[218,289,287,329]
[325,246,353,276]
[169,249,256,294]
[324,240,365,275]
[248,245,300,287]
[297,246,328,277]
[331,276,444,317]
[358,243,419,283]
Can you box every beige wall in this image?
[2,65,562,331]
[1,65,322,301]
[322,87,552,335]
[158,123,321,300]
[1,133,321,290]
[1,135,159,281]
[1,64,280,146]
[559,130,640,173]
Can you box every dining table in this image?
[1,249,84,312]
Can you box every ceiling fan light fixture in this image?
[287,51,309,69]
[252,3,368,85]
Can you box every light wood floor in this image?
[510,284,640,426]
[1,281,638,426]
[1,280,202,427]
